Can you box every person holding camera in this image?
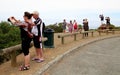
[99,14,104,24]
[8,12,34,71]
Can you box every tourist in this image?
[8,12,33,71]
[73,20,78,32]
[105,17,111,29]
[83,19,89,37]
[99,14,104,24]
[32,11,44,63]
[68,20,73,33]
[105,17,110,25]
[62,19,67,33]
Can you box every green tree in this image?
[0,21,20,50]
[78,24,82,29]
[46,23,63,33]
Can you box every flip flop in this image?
[32,58,39,61]
[36,59,44,63]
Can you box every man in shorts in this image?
[32,11,44,63]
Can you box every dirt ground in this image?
[0,31,120,75]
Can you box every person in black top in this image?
[8,12,33,71]
[32,11,44,63]
[99,14,104,24]
[83,19,89,37]
[105,17,110,25]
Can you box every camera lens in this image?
[8,18,11,22]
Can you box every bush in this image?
[115,26,120,29]
[46,23,63,33]
[98,24,116,30]
[0,21,21,50]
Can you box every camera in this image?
[7,17,16,24]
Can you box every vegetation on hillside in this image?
[0,21,21,50]
[46,23,83,33]
[98,24,117,30]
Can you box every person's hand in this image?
[27,32,33,38]
[29,33,33,38]
[39,37,42,42]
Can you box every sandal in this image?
[19,65,30,71]
[32,57,39,61]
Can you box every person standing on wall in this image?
[105,17,110,25]
[32,11,44,63]
[83,19,89,37]
[99,14,104,24]
[105,17,111,29]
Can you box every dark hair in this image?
[83,19,85,21]
[24,12,33,19]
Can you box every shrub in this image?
[46,23,63,33]
[0,21,20,50]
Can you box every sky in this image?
[0,0,120,29]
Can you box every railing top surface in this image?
[58,32,80,38]
[0,37,48,55]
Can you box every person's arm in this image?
[9,17,27,28]
[34,18,42,25]
[15,22,28,28]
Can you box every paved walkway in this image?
[43,37,120,75]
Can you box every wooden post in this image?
[106,30,108,35]
[99,31,101,36]
[82,33,84,39]
[10,50,17,67]
[113,30,115,34]
[62,37,64,44]
[74,34,77,41]
[91,32,93,37]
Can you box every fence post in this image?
[10,50,17,67]
[62,37,64,44]
[91,32,93,37]
[99,31,101,36]
[106,30,108,35]
[82,33,84,39]
[74,34,77,41]
[113,30,115,34]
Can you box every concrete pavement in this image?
[43,37,120,75]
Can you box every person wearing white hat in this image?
[32,11,44,63]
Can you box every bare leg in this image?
[35,48,40,58]
[36,48,44,59]
[24,54,30,66]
